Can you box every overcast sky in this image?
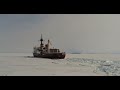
[0,14,120,53]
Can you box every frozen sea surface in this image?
[0,53,120,76]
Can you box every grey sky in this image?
[0,14,120,53]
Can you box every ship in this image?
[33,34,66,59]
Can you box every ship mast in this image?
[40,34,43,47]
[40,34,43,55]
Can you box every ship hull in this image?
[33,53,66,59]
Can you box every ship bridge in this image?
[49,49,60,53]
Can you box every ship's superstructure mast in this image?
[40,34,44,55]
[40,34,43,47]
